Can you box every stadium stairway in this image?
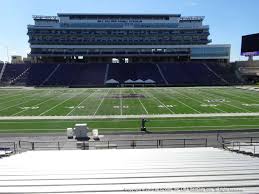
[207,63,243,85]
[40,64,61,86]
[0,63,29,85]
[9,67,31,85]
[202,63,229,85]
[26,63,59,86]
[0,63,6,82]
[104,64,110,84]
[27,63,107,87]
[156,64,169,85]
[159,62,241,86]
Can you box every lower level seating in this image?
[206,63,242,84]
[107,63,165,84]
[27,63,107,86]
[159,62,241,86]
[1,63,28,83]
[1,62,242,87]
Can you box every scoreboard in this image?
[241,33,259,56]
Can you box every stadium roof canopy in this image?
[57,13,181,17]
[134,79,145,83]
[145,79,156,84]
[105,79,119,84]
[124,79,134,84]
[0,148,259,193]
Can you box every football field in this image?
[1,87,259,133]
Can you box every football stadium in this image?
[0,13,258,133]
[1,5,259,193]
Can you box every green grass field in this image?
[1,87,259,133]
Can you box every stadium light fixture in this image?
[0,44,9,63]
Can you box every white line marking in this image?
[120,89,123,115]
[4,112,259,120]
[0,91,28,101]
[11,92,58,116]
[11,90,68,116]
[143,89,175,114]
[163,89,201,113]
[66,89,98,116]
[0,92,44,113]
[0,91,39,106]
[93,89,110,116]
[198,88,251,112]
[2,116,259,124]
[216,88,259,104]
[132,88,148,114]
[39,92,84,116]
[175,88,227,113]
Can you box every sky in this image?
[0,0,258,62]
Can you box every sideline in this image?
[1,112,259,120]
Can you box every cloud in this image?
[185,0,198,7]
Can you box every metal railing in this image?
[18,141,63,151]
[217,134,259,157]
[0,142,17,156]
[18,138,208,151]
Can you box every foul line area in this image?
[1,112,259,120]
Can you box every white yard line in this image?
[0,92,44,113]
[120,88,123,115]
[3,112,259,120]
[11,91,67,116]
[198,89,251,113]
[132,88,148,114]
[39,92,84,116]
[216,88,259,104]
[143,89,175,114]
[0,91,39,106]
[12,93,56,116]
[93,89,110,116]
[0,91,27,100]
[175,89,227,113]
[66,89,98,116]
[163,89,201,113]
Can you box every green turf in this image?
[0,117,259,133]
[1,87,259,133]
[1,87,259,116]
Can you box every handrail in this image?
[218,135,259,157]
[0,142,17,154]
[223,136,259,144]
[18,138,208,151]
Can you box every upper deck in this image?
[30,13,206,29]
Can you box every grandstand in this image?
[1,12,259,194]
[0,13,244,87]
[0,62,243,86]
[1,148,259,193]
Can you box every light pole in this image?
[0,45,9,63]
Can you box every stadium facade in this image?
[27,13,230,63]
